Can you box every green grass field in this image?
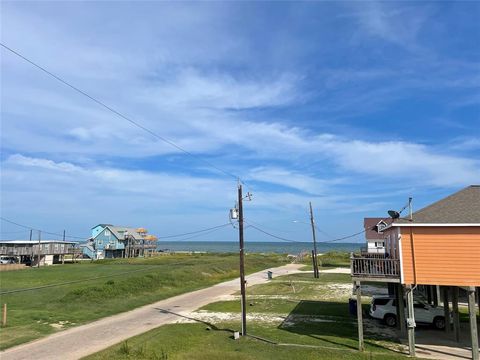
[0,253,287,349]
[85,323,407,360]
[85,271,408,360]
[299,251,351,271]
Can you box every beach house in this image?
[363,217,393,254]
[351,185,480,359]
[83,224,158,259]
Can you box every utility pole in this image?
[29,229,32,241]
[63,230,66,242]
[309,202,319,278]
[238,183,247,336]
[37,230,41,268]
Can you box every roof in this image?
[364,218,392,239]
[105,226,144,240]
[394,185,480,225]
[91,224,113,229]
[0,240,78,245]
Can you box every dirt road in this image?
[0,263,303,360]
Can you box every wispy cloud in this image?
[1,2,479,238]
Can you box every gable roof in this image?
[91,224,113,229]
[364,218,392,239]
[106,226,144,240]
[394,185,480,224]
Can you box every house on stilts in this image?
[351,185,480,359]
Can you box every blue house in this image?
[83,224,156,259]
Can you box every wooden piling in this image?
[396,284,406,336]
[2,304,6,327]
[355,281,364,352]
[443,286,451,334]
[452,286,460,342]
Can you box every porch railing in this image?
[351,256,400,278]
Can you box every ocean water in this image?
[158,241,361,254]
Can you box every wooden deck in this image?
[351,255,401,283]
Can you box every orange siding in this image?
[400,226,480,286]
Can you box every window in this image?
[375,241,385,248]
[98,239,103,245]
[373,298,390,306]
[104,230,110,236]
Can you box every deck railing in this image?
[351,255,400,278]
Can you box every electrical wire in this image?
[246,220,367,244]
[158,223,232,239]
[245,222,307,243]
[165,224,233,241]
[0,217,86,240]
[1,217,235,242]
[0,260,196,295]
[0,43,239,181]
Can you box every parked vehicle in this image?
[369,295,448,329]
[0,256,17,264]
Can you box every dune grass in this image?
[0,253,287,349]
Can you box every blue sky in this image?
[1,1,479,243]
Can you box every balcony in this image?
[351,254,401,283]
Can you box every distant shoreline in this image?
[157,241,360,254]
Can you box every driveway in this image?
[0,263,303,360]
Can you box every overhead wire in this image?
[159,223,232,240]
[245,219,368,244]
[1,217,234,242]
[0,43,239,181]
[0,217,86,240]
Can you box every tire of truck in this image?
[384,314,397,327]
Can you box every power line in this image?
[160,223,232,240]
[1,216,234,243]
[0,43,239,181]
[0,260,194,295]
[246,222,307,243]
[0,217,85,240]
[246,220,367,244]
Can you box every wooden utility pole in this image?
[406,285,416,357]
[309,202,319,278]
[238,184,247,336]
[29,229,32,241]
[468,286,479,360]
[37,230,41,268]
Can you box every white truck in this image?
[369,295,448,329]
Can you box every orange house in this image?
[351,185,480,359]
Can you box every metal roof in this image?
[394,185,480,224]
[105,226,144,240]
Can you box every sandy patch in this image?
[49,320,74,330]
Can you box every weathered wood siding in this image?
[400,226,480,286]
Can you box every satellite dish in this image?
[388,210,400,219]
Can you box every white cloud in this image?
[247,167,341,194]
[140,69,301,110]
